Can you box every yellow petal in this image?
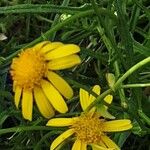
[40,42,63,53]
[41,80,68,113]
[13,81,17,92]
[47,71,73,99]
[98,140,107,148]
[89,85,101,103]
[47,54,81,70]
[45,44,80,60]
[102,119,132,132]
[47,117,78,127]
[72,139,82,150]
[80,88,89,111]
[89,85,100,114]
[33,41,50,50]
[81,142,87,150]
[51,129,74,150]
[91,144,109,150]
[88,107,96,115]
[104,95,113,105]
[103,95,113,110]
[80,85,100,112]
[101,135,120,150]
[14,86,22,108]
[33,86,55,119]
[22,90,33,121]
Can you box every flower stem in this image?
[113,60,127,108]
[86,89,112,112]
[122,83,150,88]
[112,57,150,91]
[86,57,150,111]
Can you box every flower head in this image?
[10,41,81,120]
[47,85,132,150]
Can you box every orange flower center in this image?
[71,113,104,144]
[10,48,47,90]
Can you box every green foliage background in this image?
[0,0,150,149]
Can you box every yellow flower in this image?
[10,41,81,121]
[47,85,132,150]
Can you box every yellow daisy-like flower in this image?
[47,85,132,150]
[10,41,81,121]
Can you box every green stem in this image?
[114,60,127,108]
[113,57,150,91]
[122,83,150,88]
[86,89,112,112]
[0,126,52,135]
[86,57,150,111]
